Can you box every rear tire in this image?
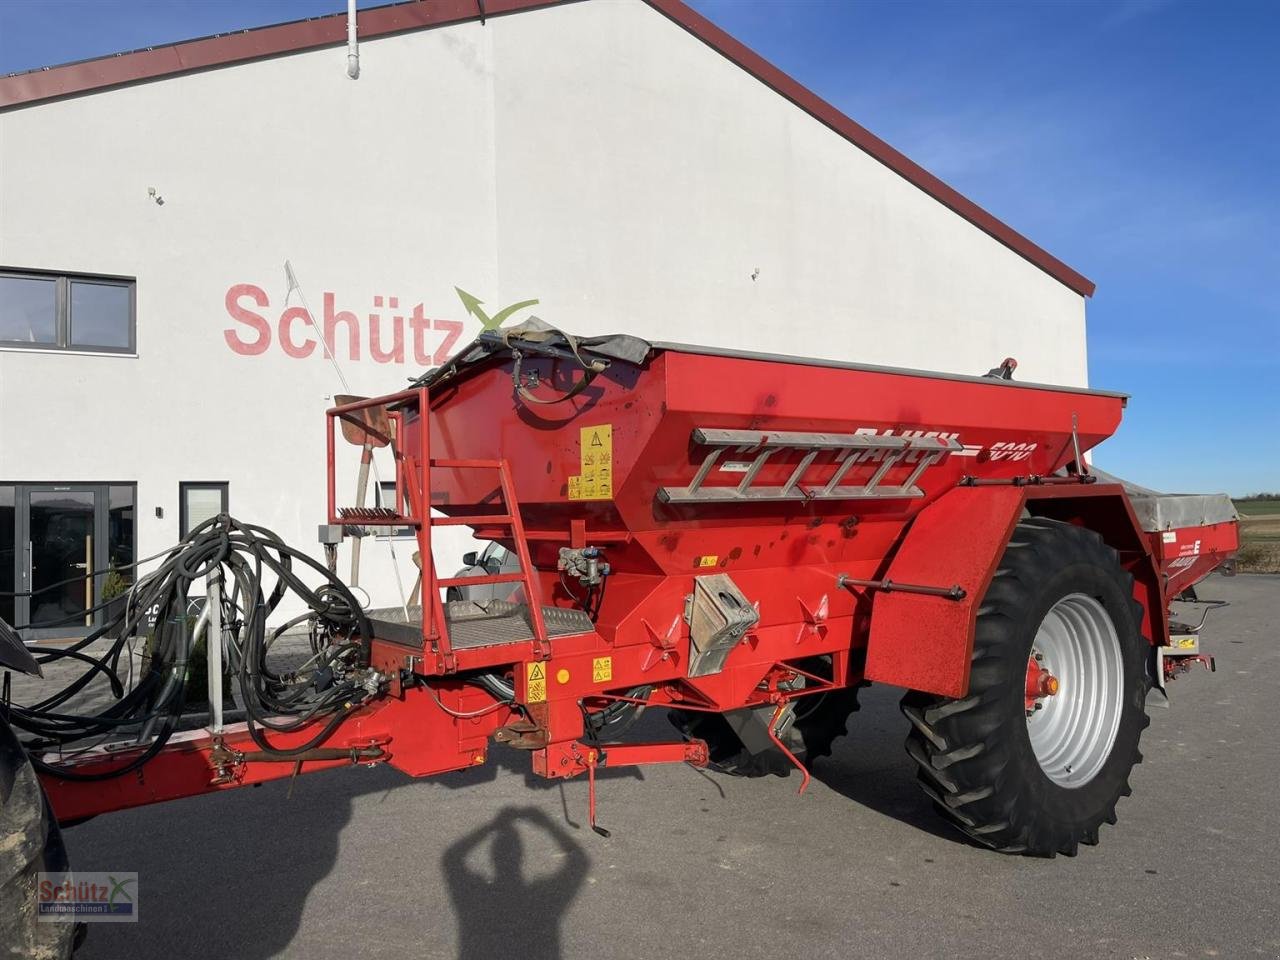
[1,717,78,959]
[671,684,861,778]
[900,518,1149,856]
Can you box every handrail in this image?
[325,386,550,671]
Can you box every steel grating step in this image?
[367,600,594,650]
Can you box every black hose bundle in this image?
[3,515,378,781]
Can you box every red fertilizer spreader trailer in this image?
[18,325,1240,865]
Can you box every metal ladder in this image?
[657,427,962,504]
[425,458,551,665]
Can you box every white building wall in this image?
[0,0,1086,615]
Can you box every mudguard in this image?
[865,483,1167,699]
[864,485,1024,697]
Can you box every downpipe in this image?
[346,0,360,79]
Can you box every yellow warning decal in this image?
[526,662,547,703]
[592,656,612,683]
[697,555,719,568]
[569,424,613,501]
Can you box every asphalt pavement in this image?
[60,573,1280,960]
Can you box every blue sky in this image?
[2,0,1275,494]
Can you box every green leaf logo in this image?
[455,287,539,331]
[107,875,135,907]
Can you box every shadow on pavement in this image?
[63,741,610,960]
[67,766,377,960]
[443,806,588,960]
[64,687,969,959]
[808,683,982,848]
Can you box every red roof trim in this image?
[0,0,1094,297]
[0,0,568,107]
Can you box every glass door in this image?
[21,486,99,639]
[0,487,14,629]
[2,483,135,639]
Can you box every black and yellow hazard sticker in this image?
[592,656,612,683]
[569,424,613,500]
[526,662,547,703]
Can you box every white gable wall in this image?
[489,2,1085,376]
[0,0,1086,615]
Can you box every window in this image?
[0,268,135,353]
[180,482,228,538]
[0,275,56,345]
[376,481,414,538]
[108,485,136,573]
[476,542,511,571]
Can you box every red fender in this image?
[864,483,1164,699]
[864,486,1024,698]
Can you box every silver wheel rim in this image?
[1026,593,1123,788]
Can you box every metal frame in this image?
[0,266,136,355]
[374,480,415,539]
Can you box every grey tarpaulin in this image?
[413,318,653,390]
[1092,469,1238,532]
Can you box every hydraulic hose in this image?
[3,515,379,780]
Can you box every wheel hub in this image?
[1024,657,1061,712]
[1025,593,1124,788]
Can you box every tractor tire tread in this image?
[899,517,1149,857]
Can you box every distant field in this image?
[1235,498,1280,517]
[1234,500,1280,540]
[1234,499,1280,572]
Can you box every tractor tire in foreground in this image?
[901,517,1149,856]
[1,717,78,959]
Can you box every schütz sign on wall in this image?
[223,285,536,365]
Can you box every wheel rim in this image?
[1025,593,1123,788]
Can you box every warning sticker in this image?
[569,424,613,501]
[592,656,612,683]
[526,662,547,703]
[696,555,718,568]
